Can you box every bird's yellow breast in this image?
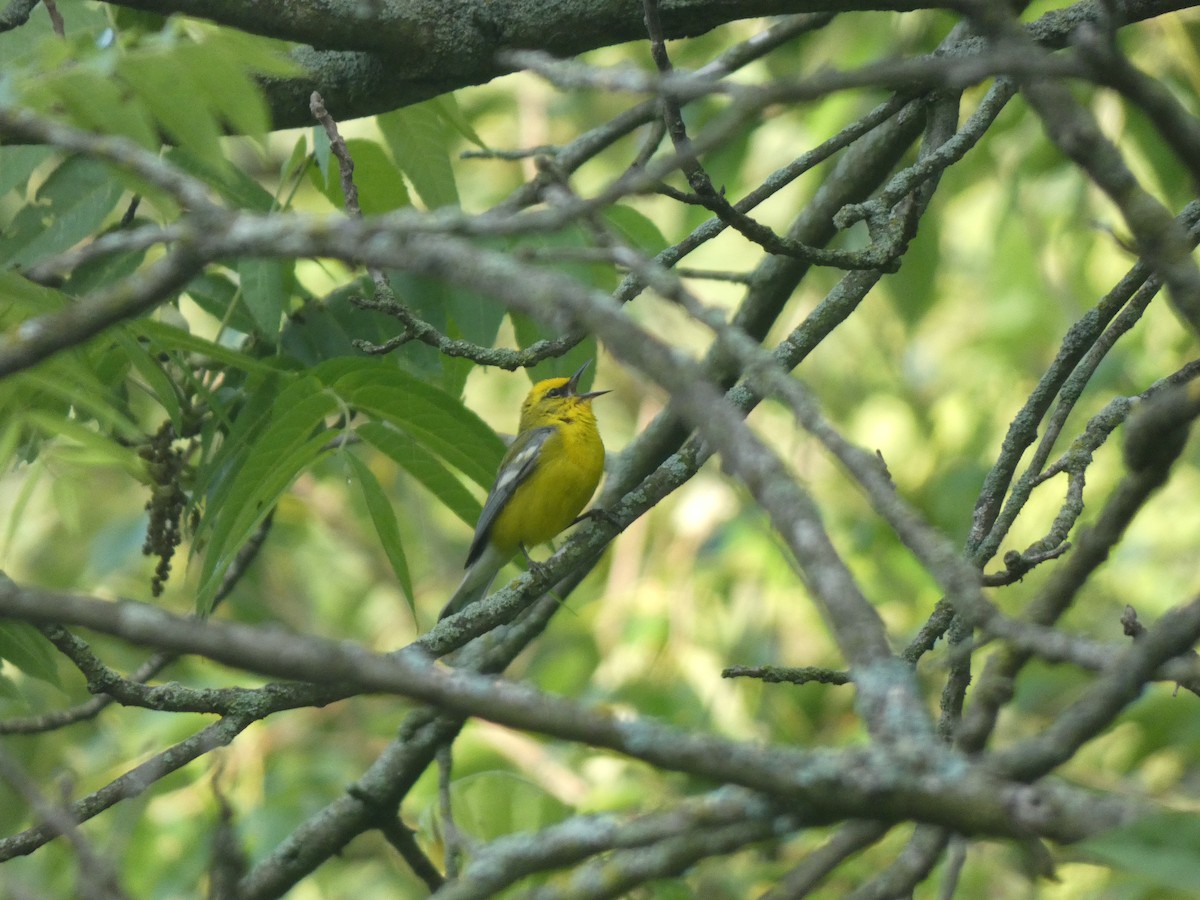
[488,417,604,553]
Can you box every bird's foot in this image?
[571,506,620,530]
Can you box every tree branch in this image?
[0,578,1154,846]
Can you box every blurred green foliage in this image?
[2,2,1200,897]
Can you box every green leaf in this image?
[0,671,23,705]
[21,359,140,442]
[429,93,487,150]
[0,623,61,688]
[46,69,159,150]
[208,28,301,80]
[377,102,460,210]
[109,6,168,36]
[0,145,52,197]
[237,258,293,340]
[383,269,498,394]
[111,330,184,434]
[282,135,311,181]
[344,451,415,615]
[164,148,276,212]
[182,42,270,143]
[0,156,125,268]
[1,452,46,556]
[279,279,398,367]
[320,360,502,489]
[310,138,410,215]
[0,421,24,474]
[451,772,571,843]
[1079,812,1200,891]
[312,125,332,185]
[886,211,940,330]
[22,411,144,477]
[121,52,224,169]
[128,320,279,374]
[63,231,147,295]
[0,269,70,318]
[511,314,600,388]
[358,421,482,528]
[191,367,285,515]
[185,271,259,336]
[194,376,339,613]
[603,204,670,255]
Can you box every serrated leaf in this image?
[344,451,415,615]
[0,623,61,688]
[358,421,481,527]
[194,377,338,612]
[377,103,460,210]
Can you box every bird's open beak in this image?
[567,360,611,401]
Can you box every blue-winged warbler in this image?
[439,361,609,620]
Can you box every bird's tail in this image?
[438,544,507,620]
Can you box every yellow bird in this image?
[439,361,609,620]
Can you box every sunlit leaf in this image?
[310,138,410,214]
[378,102,460,210]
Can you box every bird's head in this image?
[519,360,609,429]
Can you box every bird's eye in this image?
[545,386,564,399]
